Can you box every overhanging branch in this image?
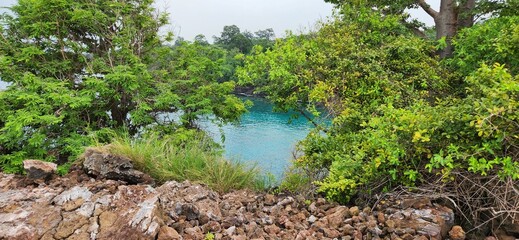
[417,0,439,19]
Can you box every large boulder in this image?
[82,148,154,185]
[23,159,57,181]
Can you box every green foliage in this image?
[238,6,518,204]
[214,25,276,54]
[148,41,247,128]
[278,166,314,194]
[451,16,519,75]
[238,9,449,126]
[105,132,265,193]
[204,232,215,240]
[308,63,518,203]
[214,25,253,54]
[0,0,246,172]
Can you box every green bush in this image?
[104,131,265,193]
[451,16,519,75]
[311,64,518,203]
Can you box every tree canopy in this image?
[325,0,517,57]
[0,0,246,172]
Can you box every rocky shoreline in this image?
[0,153,472,239]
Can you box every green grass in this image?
[100,133,265,193]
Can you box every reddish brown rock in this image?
[323,228,341,238]
[264,224,281,235]
[157,226,181,240]
[377,211,386,224]
[449,225,466,240]
[349,206,360,216]
[264,194,276,206]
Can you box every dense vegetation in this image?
[238,2,518,234]
[0,0,518,234]
[0,0,261,173]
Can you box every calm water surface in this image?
[200,97,317,179]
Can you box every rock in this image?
[322,228,341,238]
[184,226,204,239]
[401,197,432,209]
[401,233,414,240]
[82,148,154,184]
[178,203,200,221]
[23,159,57,181]
[349,206,360,216]
[0,170,462,240]
[387,205,454,240]
[414,236,429,240]
[226,226,236,236]
[449,225,466,240]
[386,219,396,228]
[353,229,363,239]
[278,196,294,206]
[285,220,295,229]
[157,226,182,240]
[232,234,247,240]
[54,213,89,239]
[369,226,383,236]
[322,206,349,228]
[295,229,312,240]
[0,172,166,240]
[264,194,276,206]
[264,224,280,235]
[343,223,355,235]
[308,202,318,213]
[316,198,326,205]
[97,186,166,239]
[377,211,386,224]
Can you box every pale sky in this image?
[155,0,335,40]
[1,0,437,41]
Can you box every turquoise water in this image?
[200,97,316,179]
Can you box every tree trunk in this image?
[416,0,475,58]
[458,0,476,28]
[435,0,458,58]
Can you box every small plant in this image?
[278,163,318,197]
[205,232,215,240]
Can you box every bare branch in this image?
[417,0,439,19]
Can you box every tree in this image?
[324,0,513,58]
[252,28,276,50]
[193,34,209,45]
[213,25,253,54]
[0,0,246,172]
[149,41,247,128]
